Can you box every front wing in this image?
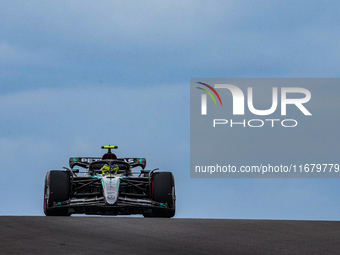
[50,197,172,216]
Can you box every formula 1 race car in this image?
[43,146,176,218]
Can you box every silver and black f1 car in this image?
[43,146,176,218]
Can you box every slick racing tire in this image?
[44,171,71,216]
[144,172,175,218]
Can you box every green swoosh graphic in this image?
[197,87,217,105]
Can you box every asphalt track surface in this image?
[0,217,339,255]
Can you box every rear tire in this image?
[44,171,71,216]
[144,172,175,218]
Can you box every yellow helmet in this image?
[101,164,119,175]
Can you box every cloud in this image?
[1,0,340,94]
[0,42,61,66]
[0,84,189,152]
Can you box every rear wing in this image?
[69,157,146,169]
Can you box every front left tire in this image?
[44,170,71,216]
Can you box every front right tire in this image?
[144,171,175,218]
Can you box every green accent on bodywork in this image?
[92,174,127,179]
[100,178,104,192]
